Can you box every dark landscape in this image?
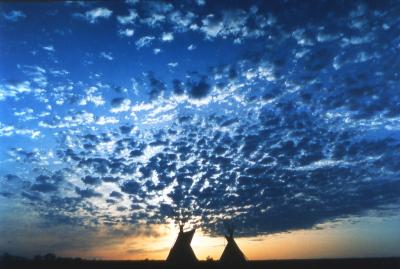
[1,256,400,269]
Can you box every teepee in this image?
[166,224,198,264]
[220,227,246,264]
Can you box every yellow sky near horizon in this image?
[55,215,400,261]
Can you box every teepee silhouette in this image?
[166,224,198,264]
[220,227,246,264]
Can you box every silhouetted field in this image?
[1,258,400,269]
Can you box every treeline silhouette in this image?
[1,253,400,269]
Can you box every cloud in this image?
[96,116,119,125]
[161,32,174,42]
[2,0,400,242]
[168,10,196,32]
[17,64,47,87]
[120,125,133,134]
[0,123,40,139]
[82,175,102,186]
[198,7,270,41]
[135,36,155,49]
[0,81,32,101]
[110,98,131,113]
[153,48,161,54]
[64,1,89,7]
[42,45,55,52]
[121,181,141,194]
[79,92,105,107]
[172,79,184,95]
[168,62,178,68]
[196,0,206,6]
[81,7,112,23]
[148,74,166,98]
[117,9,138,24]
[50,69,69,76]
[188,78,211,99]
[200,14,223,38]
[110,191,123,199]
[3,10,26,22]
[125,0,139,5]
[149,1,173,13]
[119,28,134,37]
[75,187,102,198]
[100,51,114,61]
[30,183,58,192]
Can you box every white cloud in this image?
[0,123,40,139]
[143,111,176,125]
[0,81,32,101]
[83,7,112,23]
[17,65,47,87]
[42,45,55,52]
[196,0,206,6]
[0,124,14,136]
[3,10,26,22]
[257,65,276,82]
[13,108,36,121]
[153,48,162,55]
[111,99,131,113]
[100,51,114,61]
[317,33,341,42]
[199,9,267,40]
[96,116,119,125]
[50,69,69,76]
[141,14,166,28]
[64,111,95,126]
[55,98,65,105]
[117,9,137,24]
[125,0,139,4]
[200,14,223,38]
[119,28,134,37]
[292,28,314,46]
[168,62,178,68]
[169,11,196,32]
[131,102,154,112]
[8,82,31,94]
[148,102,176,118]
[15,129,41,139]
[153,2,173,13]
[79,94,105,106]
[135,36,155,49]
[188,44,196,50]
[341,33,374,46]
[161,32,174,42]
[64,1,88,6]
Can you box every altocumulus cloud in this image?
[0,0,399,241]
[76,7,113,23]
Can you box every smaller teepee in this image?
[220,227,246,264]
[166,224,198,264]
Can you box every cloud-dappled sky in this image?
[1,0,400,260]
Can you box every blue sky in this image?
[0,0,400,259]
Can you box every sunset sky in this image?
[1,0,400,260]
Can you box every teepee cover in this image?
[166,224,198,264]
[220,228,246,264]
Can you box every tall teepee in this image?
[220,227,246,264]
[166,224,198,264]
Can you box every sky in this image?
[0,0,400,261]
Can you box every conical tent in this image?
[220,228,246,264]
[166,224,198,264]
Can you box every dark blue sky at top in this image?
[0,0,400,245]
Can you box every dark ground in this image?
[1,258,400,269]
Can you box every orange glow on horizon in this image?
[55,216,400,261]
